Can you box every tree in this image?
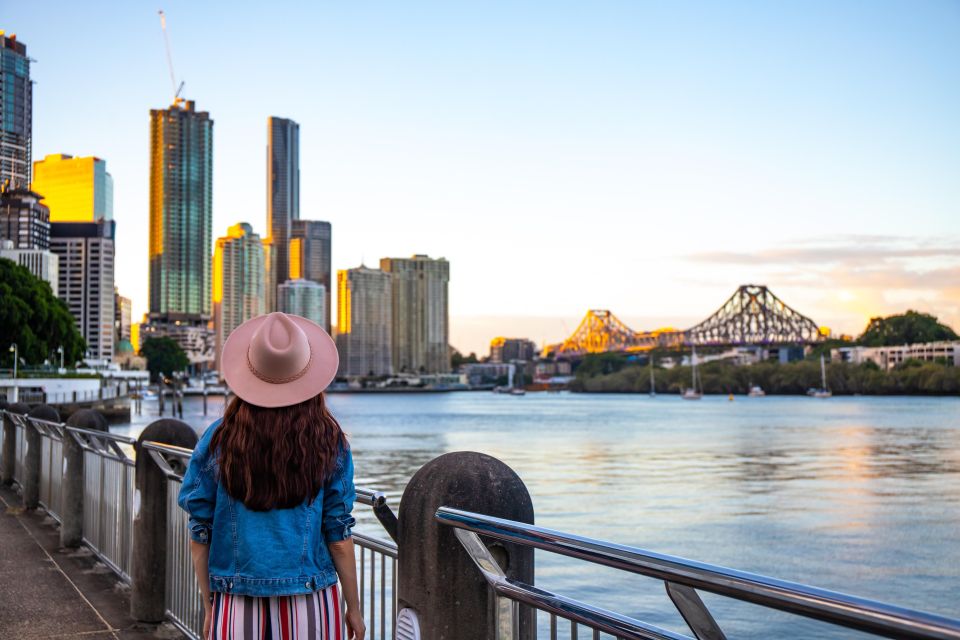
[858,310,958,347]
[450,348,479,369]
[141,336,189,381]
[0,258,85,367]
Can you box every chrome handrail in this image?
[436,507,960,640]
[66,425,138,446]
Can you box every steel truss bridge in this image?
[544,284,824,358]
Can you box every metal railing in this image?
[437,507,960,640]
[142,440,399,640]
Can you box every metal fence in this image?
[1,410,399,640]
[437,506,960,640]
[141,440,400,640]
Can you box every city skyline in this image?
[4,2,958,356]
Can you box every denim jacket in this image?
[177,419,356,597]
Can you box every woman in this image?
[179,312,365,639]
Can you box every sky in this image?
[6,1,959,355]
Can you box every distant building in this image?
[140,315,215,371]
[0,187,49,249]
[278,279,325,328]
[147,100,214,366]
[213,223,265,370]
[264,117,299,312]
[289,219,331,331]
[0,32,32,189]
[461,363,515,387]
[489,337,537,363]
[380,255,450,374]
[148,100,213,319]
[336,266,392,377]
[49,221,116,360]
[114,289,132,344]
[833,342,960,370]
[32,154,114,222]
[0,239,58,291]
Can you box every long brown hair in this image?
[211,393,347,511]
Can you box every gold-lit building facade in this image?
[336,266,392,377]
[32,154,113,222]
[213,223,264,371]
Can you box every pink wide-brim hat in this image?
[221,312,339,408]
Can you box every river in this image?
[114,392,960,638]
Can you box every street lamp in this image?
[8,343,18,404]
[56,345,65,374]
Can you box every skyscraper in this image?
[0,239,58,292]
[380,255,451,373]
[0,32,32,190]
[146,100,214,369]
[265,117,299,312]
[115,288,132,345]
[148,100,214,318]
[32,154,114,222]
[336,266,392,377]
[0,187,49,249]
[289,219,332,331]
[278,279,326,328]
[50,221,116,360]
[213,223,264,371]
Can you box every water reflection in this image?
[112,393,960,637]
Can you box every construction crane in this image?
[158,10,185,106]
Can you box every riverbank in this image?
[570,358,960,395]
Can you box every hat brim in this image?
[221,315,339,408]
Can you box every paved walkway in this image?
[0,484,184,639]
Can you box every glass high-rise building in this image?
[213,223,264,371]
[380,255,451,374]
[0,32,32,190]
[148,100,213,318]
[32,154,114,222]
[289,219,331,331]
[265,116,299,312]
[278,279,326,329]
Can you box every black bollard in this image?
[1,402,29,486]
[130,418,198,623]
[397,452,535,640]
[23,405,60,509]
[61,409,108,548]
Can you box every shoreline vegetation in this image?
[570,357,960,395]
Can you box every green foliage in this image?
[141,336,189,381]
[0,258,85,367]
[858,310,958,347]
[575,352,630,378]
[570,358,960,395]
[451,348,479,368]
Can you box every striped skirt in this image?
[209,583,342,640]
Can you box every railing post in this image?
[23,405,59,509]
[130,419,197,623]
[1,403,28,486]
[61,409,108,548]
[397,452,535,640]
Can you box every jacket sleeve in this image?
[322,445,356,543]
[177,420,220,545]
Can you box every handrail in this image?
[66,425,138,446]
[436,507,960,640]
[141,440,193,460]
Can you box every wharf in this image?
[0,484,180,639]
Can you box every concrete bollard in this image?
[397,452,535,640]
[60,409,108,548]
[1,402,29,486]
[130,419,198,623]
[23,404,60,509]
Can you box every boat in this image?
[807,355,833,398]
[509,388,526,396]
[747,384,766,397]
[649,355,656,397]
[682,346,702,400]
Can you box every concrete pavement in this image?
[0,484,184,639]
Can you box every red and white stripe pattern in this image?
[209,583,342,640]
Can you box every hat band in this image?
[246,345,313,384]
